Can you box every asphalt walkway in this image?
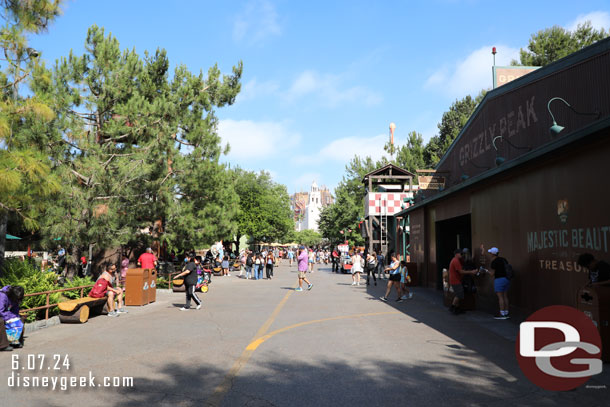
[0,262,608,406]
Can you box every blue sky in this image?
[29,0,610,194]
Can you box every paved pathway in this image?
[1,262,608,406]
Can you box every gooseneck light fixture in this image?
[547,97,600,136]
[492,135,531,166]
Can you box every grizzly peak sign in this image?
[458,96,538,168]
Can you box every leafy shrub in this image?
[61,276,95,299]
[0,258,61,322]
[156,276,169,289]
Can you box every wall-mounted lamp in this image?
[547,97,600,136]
[492,135,530,166]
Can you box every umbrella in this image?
[6,234,21,240]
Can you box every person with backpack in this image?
[245,251,254,279]
[488,247,511,320]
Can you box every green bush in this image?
[156,276,169,289]
[61,276,95,299]
[0,258,61,322]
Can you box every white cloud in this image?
[425,44,519,98]
[285,70,383,108]
[567,11,610,32]
[295,133,388,167]
[236,78,280,103]
[233,0,281,44]
[218,119,300,160]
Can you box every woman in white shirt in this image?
[351,251,364,286]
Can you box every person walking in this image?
[174,254,202,311]
[399,261,413,300]
[296,246,313,292]
[381,254,403,302]
[488,247,511,319]
[288,249,294,266]
[351,251,364,285]
[308,249,315,272]
[365,251,377,286]
[266,251,275,279]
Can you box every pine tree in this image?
[0,0,62,273]
[32,25,242,273]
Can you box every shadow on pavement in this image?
[103,354,608,407]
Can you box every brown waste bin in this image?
[147,268,157,304]
[577,284,610,362]
[125,268,150,306]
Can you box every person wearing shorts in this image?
[448,249,477,315]
[90,265,127,317]
[296,246,313,291]
[381,255,403,302]
[351,251,364,286]
[488,247,510,319]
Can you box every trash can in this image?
[125,268,150,306]
[148,268,157,304]
[577,285,610,362]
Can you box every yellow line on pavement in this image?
[246,311,401,351]
[206,304,400,406]
[206,288,294,407]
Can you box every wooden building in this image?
[394,37,610,316]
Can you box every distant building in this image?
[291,181,334,232]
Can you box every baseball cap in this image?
[488,247,499,255]
[299,245,305,250]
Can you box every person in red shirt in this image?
[137,248,158,270]
[449,249,477,315]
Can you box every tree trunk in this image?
[236,233,241,253]
[0,211,6,276]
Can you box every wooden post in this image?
[45,293,49,320]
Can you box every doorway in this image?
[435,214,471,290]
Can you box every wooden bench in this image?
[58,297,108,323]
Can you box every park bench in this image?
[58,297,108,323]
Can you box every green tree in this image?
[424,91,485,167]
[33,25,242,272]
[0,0,63,273]
[395,131,426,173]
[233,169,294,247]
[294,229,322,247]
[513,22,608,66]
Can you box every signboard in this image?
[418,175,445,190]
[493,66,539,88]
[338,244,349,254]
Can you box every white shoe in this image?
[196,304,202,310]
[357,282,360,286]
[351,282,356,286]
[400,295,408,300]
[179,307,189,311]
[408,293,414,299]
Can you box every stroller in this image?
[197,260,213,293]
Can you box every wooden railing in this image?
[20,284,95,321]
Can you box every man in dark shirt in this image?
[174,254,202,311]
[577,253,610,286]
[488,247,510,320]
